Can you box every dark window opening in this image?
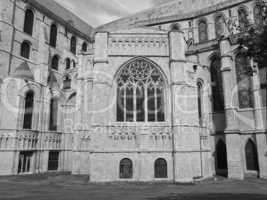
[49,98,58,131]
[66,58,71,70]
[49,24,58,48]
[154,158,168,178]
[82,42,87,52]
[48,151,59,171]
[21,42,30,59]
[23,91,34,129]
[197,82,203,126]
[70,36,77,54]
[120,158,133,179]
[18,151,33,174]
[245,139,259,171]
[198,19,208,42]
[24,9,34,35]
[51,55,59,71]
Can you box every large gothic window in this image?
[49,24,58,48]
[235,54,253,109]
[120,158,133,179]
[117,59,165,122]
[23,91,34,129]
[198,19,208,43]
[245,139,259,171]
[49,98,58,131]
[259,64,267,107]
[210,57,225,112]
[24,9,34,35]
[215,15,225,38]
[70,36,77,54]
[238,7,249,31]
[154,158,168,178]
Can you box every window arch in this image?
[23,90,34,129]
[215,15,225,38]
[120,158,133,179]
[20,41,31,59]
[198,19,208,43]
[154,158,167,178]
[235,53,253,108]
[49,24,58,48]
[49,98,58,131]
[51,55,59,71]
[254,4,263,27]
[65,58,71,70]
[70,36,77,54]
[117,58,165,122]
[238,7,249,30]
[63,76,71,89]
[82,42,87,52]
[197,81,203,126]
[245,139,259,171]
[24,9,34,35]
[210,56,225,112]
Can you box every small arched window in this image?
[70,36,77,54]
[120,158,133,179]
[82,42,87,52]
[24,9,34,35]
[198,19,208,43]
[20,41,31,59]
[235,53,253,108]
[245,139,259,171]
[49,24,58,48]
[51,55,59,71]
[238,7,249,30]
[72,60,76,68]
[65,58,71,70]
[49,98,58,131]
[23,91,34,129]
[259,63,267,107]
[210,56,225,112]
[63,76,71,89]
[215,15,225,38]
[154,158,167,178]
[254,4,263,27]
[197,81,203,126]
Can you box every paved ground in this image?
[0,175,267,200]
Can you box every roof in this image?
[28,0,94,40]
[97,0,252,32]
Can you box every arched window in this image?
[65,58,71,70]
[63,76,71,89]
[216,140,228,171]
[117,59,165,122]
[49,98,58,131]
[154,158,167,178]
[235,54,253,108]
[51,55,59,71]
[215,15,225,38]
[210,56,225,112]
[254,4,263,27]
[23,91,34,129]
[49,24,58,48]
[24,9,34,35]
[120,158,133,179]
[70,36,77,54]
[259,63,267,107]
[20,41,30,59]
[198,19,208,43]
[82,42,87,52]
[72,60,76,68]
[238,7,249,30]
[197,81,203,126]
[245,139,259,171]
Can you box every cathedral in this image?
[0,0,266,182]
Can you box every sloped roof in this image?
[28,0,94,39]
[97,0,252,32]
[12,62,35,82]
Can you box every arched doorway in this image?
[245,139,259,171]
[216,140,228,176]
[119,158,133,179]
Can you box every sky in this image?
[55,0,174,27]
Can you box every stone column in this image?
[169,29,201,182]
[252,63,267,178]
[219,37,244,179]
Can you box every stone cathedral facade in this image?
[0,0,266,182]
